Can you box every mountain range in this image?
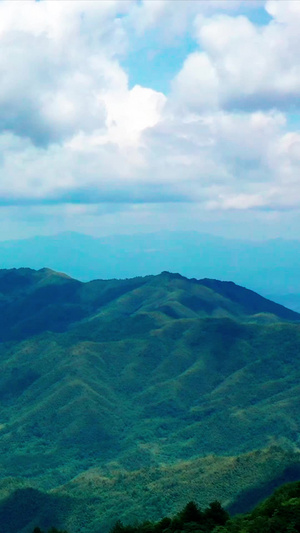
[0,268,299,532]
[0,232,300,310]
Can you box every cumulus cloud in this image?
[0,0,299,225]
[172,1,300,113]
[141,108,299,210]
[0,0,134,144]
[129,0,260,38]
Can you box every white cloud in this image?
[0,0,135,145]
[172,2,300,113]
[100,84,166,146]
[129,0,258,38]
[171,52,219,111]
[0,0,299,230]
[140,108,297,209]
[266,0,300,24]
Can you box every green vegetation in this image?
[109,500,229,533]
[31,480,300,533]
[0,268,299,532]
[0,268,297,342]
[106,480,300,533]
[0,446,299,532]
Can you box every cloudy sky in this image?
[0,0,300,240]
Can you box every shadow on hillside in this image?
[228,464,300,515]
[0,487,73,533]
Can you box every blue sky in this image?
[124,3,273,94]
[124,32,198,94]
[0,0,300,240]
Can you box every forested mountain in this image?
[0,268,299,532]
[101,480,300,533]
[1,232,300,308]
[25,480,300,533]
[0,267,297,342]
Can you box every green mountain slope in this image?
[0,447,299,533]
[0,268,299,532]
[0,268,297,342]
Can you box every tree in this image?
[204,501,230,528]
[179,501,204,524]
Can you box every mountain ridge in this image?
[0,268,299,531]
[0,267,298,343]
[1,231,300,308]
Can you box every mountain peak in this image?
[0,266,299,533]
[0,267,297,344]
[159,271,186,280]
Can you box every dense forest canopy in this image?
[0,269,299,532]
[32,480,300,533]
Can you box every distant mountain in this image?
[0,269,299,531]
[1,232,300,307]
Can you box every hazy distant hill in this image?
[0,232,300,308]
[0,268,299,531]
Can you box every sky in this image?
[1,0,300,240]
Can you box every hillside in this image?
[1,232,300,308]
[0,268,299,531]
[76,478,300,533]
[1,448,300,533]
[0,267,297,342]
